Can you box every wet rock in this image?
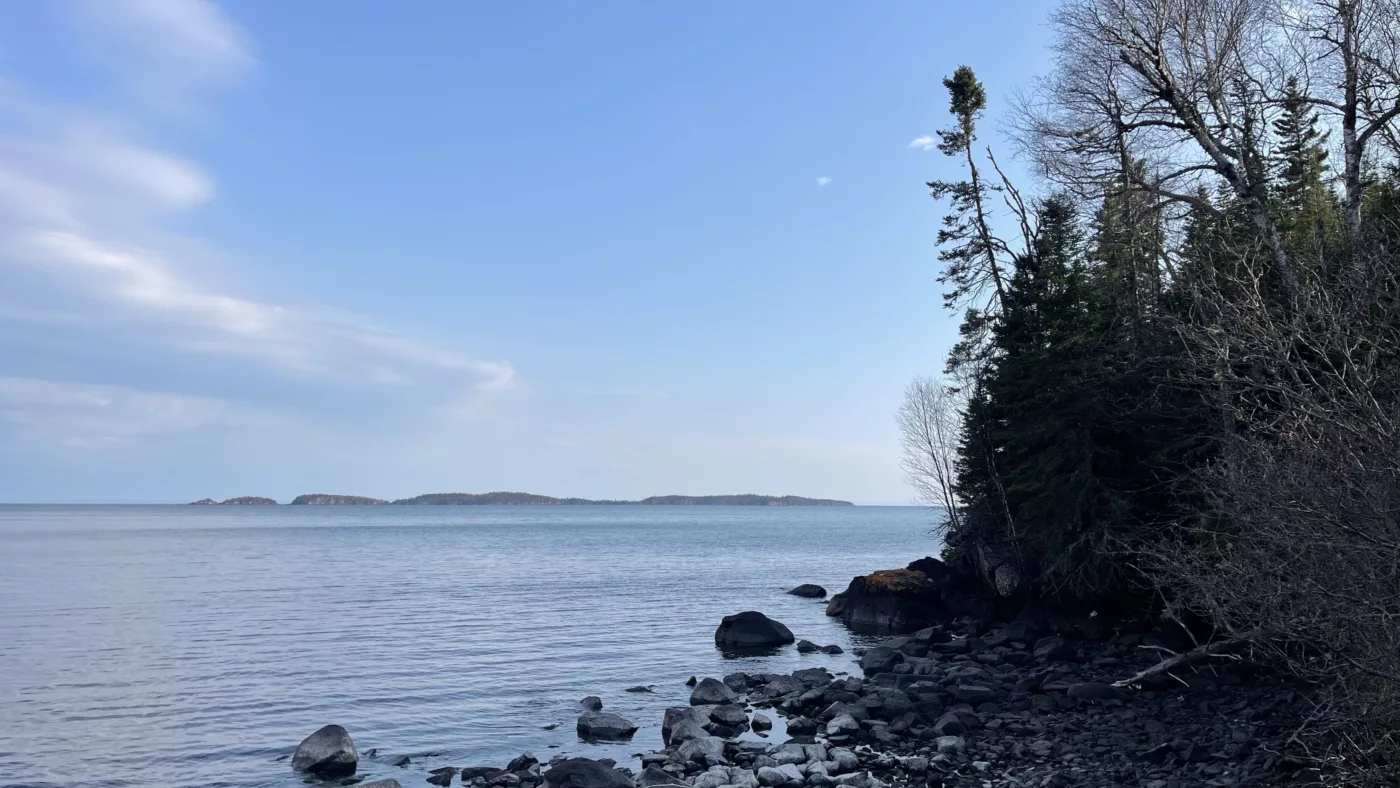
[715,611,796,650]
[757,764,805,786]
[462,767,506,780]
[859,646,903,675]
[625,685,654,693]
[391,755,411,767]
[788,584,828,598]
[785,716,819,736]
[580,696,604,712]
[543,758,635,788]
[291,724,358,778]
[428,768,458,786]
[708,703,749,729]
[825,557,979,634]
[751,713,772,732]
[691,677,739,705]
[934,736,966,755]
[822,644,844,654]
[678,735,727,767]
[638,764,687,787]
[662,707,710,745]
[508,753,539,772]
[686,676,698,687]
[723,672,753,692]
[826,713,861,735]
[576,711,638,741]
[358,781,403,788]
[796,639,822,653]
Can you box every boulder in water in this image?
[690,677,738,705]
[360,781,404,788]
[825,557,979,634]
[576,711,638,741]
[788,584,827,598]
[580,696,603,711]
[291,724,357,778]
[714,611,795,650]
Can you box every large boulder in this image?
[788,584,827,598]
[825,557,979,634]
[544,759,635,788]
[690,677,738,705]
[576,711,638,741]
[663,706,711,745]
[715,611,795,650]
[291,724,357,778]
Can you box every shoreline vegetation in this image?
[187,493,855,506]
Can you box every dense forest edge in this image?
[189,493,854,506]
[895,1,1400,781]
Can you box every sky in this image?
[0,0,1058,504]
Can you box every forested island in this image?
[286,492,852,506]
[188,496,277,505]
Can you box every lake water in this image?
[0,505,938,788]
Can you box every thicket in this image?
[899,0,1400,775]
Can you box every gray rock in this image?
[709,704,749,728]
[359,781,404,788]
[678,735,727,767]
[691,677,739,705]
[1032,636,1078,662]
[291,724,358,778]
[715,611,796,650]
[859,646,902,675]
[822,644,844,654]
[639,764,687,787]
[788,584,828,598]
[391,755,411,767]
[952,684,997,704]
[785,716,819,736]
[826,713,861,735]
[576,711,638,741]
[932,711,965,736]
[663,706,710,745]
[796,639,822,653]
[827,748,859,774]
[580,696,604,711]
[757,764,805,786]
[625,685,655,693]
[751,713,772,732]
[934,736,965,755]
[543,758,636,788]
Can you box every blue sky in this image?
[0,0,1056,504]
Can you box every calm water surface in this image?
[0,505,937,788]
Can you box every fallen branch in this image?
[1112,633,1260,688]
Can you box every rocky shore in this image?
[287,560,1347,788]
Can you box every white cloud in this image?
[68,0,255,105]
[0,377,233,449]
[909,135,937,151]
[0,2,515,403]
[816,176,832,186]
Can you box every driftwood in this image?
[1112,633,1258,689]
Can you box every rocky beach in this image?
[286,557,1342,788]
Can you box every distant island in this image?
[281,492,853,506]
[289,494,390,505]
[189,496,278,505]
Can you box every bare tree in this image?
[898,376,966,534]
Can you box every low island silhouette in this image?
[189,492,854,506]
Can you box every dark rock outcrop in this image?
[787,584,827,598]
[290,724,357,777]
[825,556,980,634]
[576,711,638,741]
[714,611,795,650]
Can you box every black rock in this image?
[462,767,507,781]
[543,759,635,788]
[708,704,749,728]
[428,768,458,787]
[797,639,822,653]
[508,753,540,772]
[751,713,773,732]
[638,764,686,788]
[391,755,411,767]
[691,677,739,705]
[1067,682,1120,702]
[822,644,844,654]
[580,696,604,712]
[291,724,358,778]
[714,611,795,650]
[686,676,698,687]
[860,646,903,675]
[625,685,654,693]
[576,711,638,741]
[788,584,828,598]
[784,717,819,736]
